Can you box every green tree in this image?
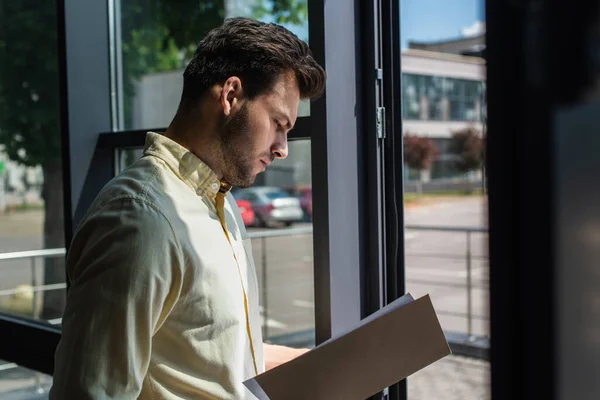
[0,1,65,318]
[120,0,308,127]
[120,0,227,128]
[253,0,308,27]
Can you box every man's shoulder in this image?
[81,157,177,224]
[98,155,182,205]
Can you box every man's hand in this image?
[263,343,309,371]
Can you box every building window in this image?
[402,74,420,120]
[424,75,445,121]
[447,78,482,122]
[402,73,484,122]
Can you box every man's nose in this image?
[272,135,288,159]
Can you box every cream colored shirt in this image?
[51,132,265,399]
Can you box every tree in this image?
[120,0,308,127]
[403,134,439,196]
[0,0,308,319]
[449,127,484,176]
[0,1,65,318]
[253,0,307,27]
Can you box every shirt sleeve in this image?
[50,197,185,400]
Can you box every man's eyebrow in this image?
[275,111,293,130]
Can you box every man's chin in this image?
[229,173,258,189]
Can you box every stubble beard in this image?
[220,103,259,188]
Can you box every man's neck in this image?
[164,117,224,180]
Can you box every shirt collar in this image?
[143,132,230,199]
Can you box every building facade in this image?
[401,49,486,181]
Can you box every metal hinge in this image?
[376,106,386,139]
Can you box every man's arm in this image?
[50,199,184,399]
[263,343,310,371]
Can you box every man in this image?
[50,17,325,399]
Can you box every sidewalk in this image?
[409,354,490,399]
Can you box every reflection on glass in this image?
[117,0,310,130]
[0,359,52,398]
[0,1,67,322]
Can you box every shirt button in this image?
[211,183,219,190]
[197,188,204,195]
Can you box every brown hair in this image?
[180,17,325,109]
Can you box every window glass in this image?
[402,73,421,120]
[115,0,310,131]
[0,0,67,323]
[250,141,314,344]
[424,75,445,120]
[402,74,484,122]
[401,0,489,398]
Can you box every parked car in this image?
[284,185,313,222]
[233,186,303,228]
[235,199,255,227]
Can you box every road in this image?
[0,196,489,338]
[404,196,489,337]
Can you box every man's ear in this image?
[220,76,244,116]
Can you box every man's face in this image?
[220,72,300,188]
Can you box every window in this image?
[0,0,67,324]
[402,74,484,122]
[402,74,421,120]
[401,0,490,398]
[115,0,310,131]
[424,75,445,121]
[251,140,315,345]
[0,2,65,395]
[447,78,481,122]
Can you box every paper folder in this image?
[244,294,451,400]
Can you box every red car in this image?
[235,199,256,227]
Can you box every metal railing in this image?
[248,225,314,339]
[0,224,489,366]
[248,225,490,341]
[0,249,66,392]
[405,225,489,339]
[0,249,67,321]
